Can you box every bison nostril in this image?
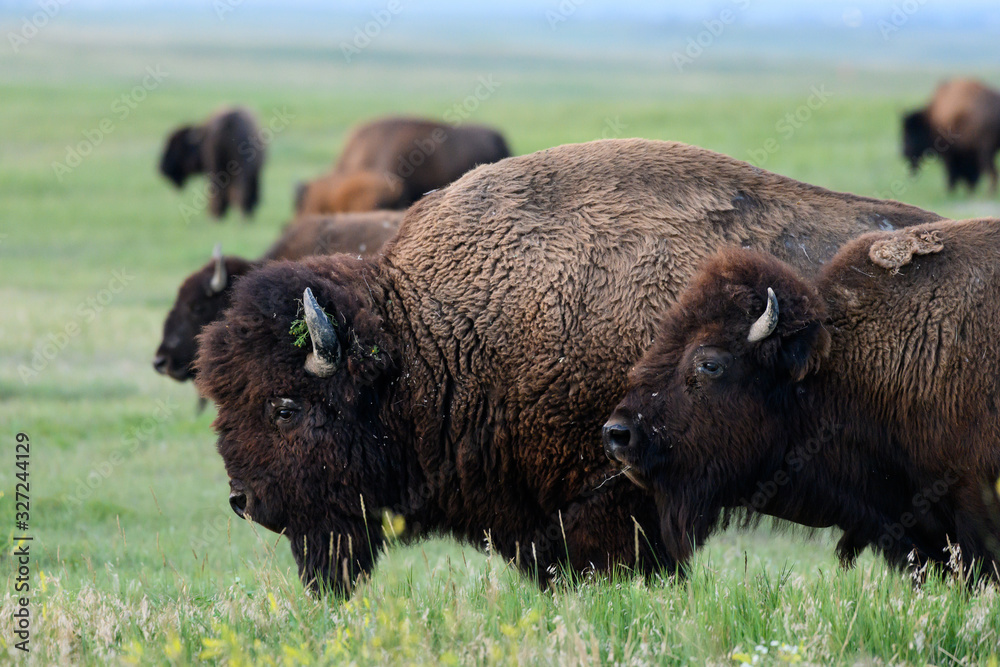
[603,422,633,460]
[229,491,247,518]
[152,355,168,373]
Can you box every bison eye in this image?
[270,398,302,425]
[696,359,724,377]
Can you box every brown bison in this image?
[902,79,1000,193]
[153,211,403,381]
[294,117,510,216]
[160,107,265,218]
[194,139,944,595]
[606,219,1000,580]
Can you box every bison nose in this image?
[229,491,248,519]
[152,354,169,374]
[603,420,634,462]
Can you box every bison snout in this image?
[603,420,635,463]
[152,354,169,374]
[229,490,248,519]
[229,480,249,519]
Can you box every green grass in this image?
[2,13,1000,665]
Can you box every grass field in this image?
[2,6,1000,665]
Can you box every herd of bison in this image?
[152,78,1000,596]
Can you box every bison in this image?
[902,79,1000,193]
[195,138,943,595]
[294,117,510,216]
[605,219,1000,580]
[153,211,403,382]
[160,107,265,219]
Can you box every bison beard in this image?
[288,522,381,596]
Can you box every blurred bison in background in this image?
[295,170,404,216]
[606,220,1000,580]
[902,79,1000,193]
[195,138,943,595]
[153,211,403,382]
[159,107,265,218]
[294,117,510,215]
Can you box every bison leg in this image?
[944,153,960,193]
[949,478,1000,582]
[835,528,870,568]
[979,146,998,195]
[240,170,260,217]
[208,182,229,219]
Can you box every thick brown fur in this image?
[610,218,1000,581]
[159,107,265,218]
[903,79,1000,193]
[195,138,944,595]
[295,117,510,215]
[153,211,403,382]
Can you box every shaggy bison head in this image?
[154,245,253,382]
[604,250,830,564]
[195,256,401,595]
[901,110,933,173]
[159,125,204,188]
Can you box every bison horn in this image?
[209,243,227,294]
[303,287,341,377]
[747,287,779,343]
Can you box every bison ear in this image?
[778,321,830,382]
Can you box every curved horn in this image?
[747,287,779,343]
[303,287,341,377]
[209,243,227,294]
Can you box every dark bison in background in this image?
[902,79,1000,193]
[194,138,944,595]
[159,107,265,218]
[153,211,404,382]
[606,219,1000,580]
[294,117,510,216]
